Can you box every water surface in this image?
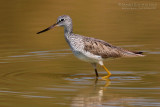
[0,0,160,107]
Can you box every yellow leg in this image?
[104,78,111,88]
[101,65,112,79]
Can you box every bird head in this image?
[37,15,72,34]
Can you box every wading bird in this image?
[37,15,144,79]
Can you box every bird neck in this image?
[64,24,73,34]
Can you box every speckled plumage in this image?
[64,33,143,63]
[37,15,144,78]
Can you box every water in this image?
[0,0,160,107]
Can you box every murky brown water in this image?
[0,0,160,107]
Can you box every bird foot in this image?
[101,74,111,80]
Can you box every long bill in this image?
[37,22,59,34]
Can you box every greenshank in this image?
[37,15,144,79]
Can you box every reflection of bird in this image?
[37,15,144,79]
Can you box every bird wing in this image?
[83,37,125,58]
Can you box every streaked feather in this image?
[83,37,143,58]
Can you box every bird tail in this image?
[132,51,143,55]
[131,51,145,57]
[123,51,145,57]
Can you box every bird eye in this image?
[60,19,64,22]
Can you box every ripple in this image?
[21,95,54,99]
[0,49,72,63]
[0,90,22,94]
[67,71,142,80]
[0,89,54,99]
[110,76,141,81]
[148,51,160,54]
[120,45,144,47]
[42,87,76,92]
[8,55,33,58]
[111,87,160,90]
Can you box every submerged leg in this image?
[101,65,111,78]
[95,68,99,77]
[91,63,99,77]
[99,61,112,79]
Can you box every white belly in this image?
[72,50,102,63]
[65,35,103,63]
